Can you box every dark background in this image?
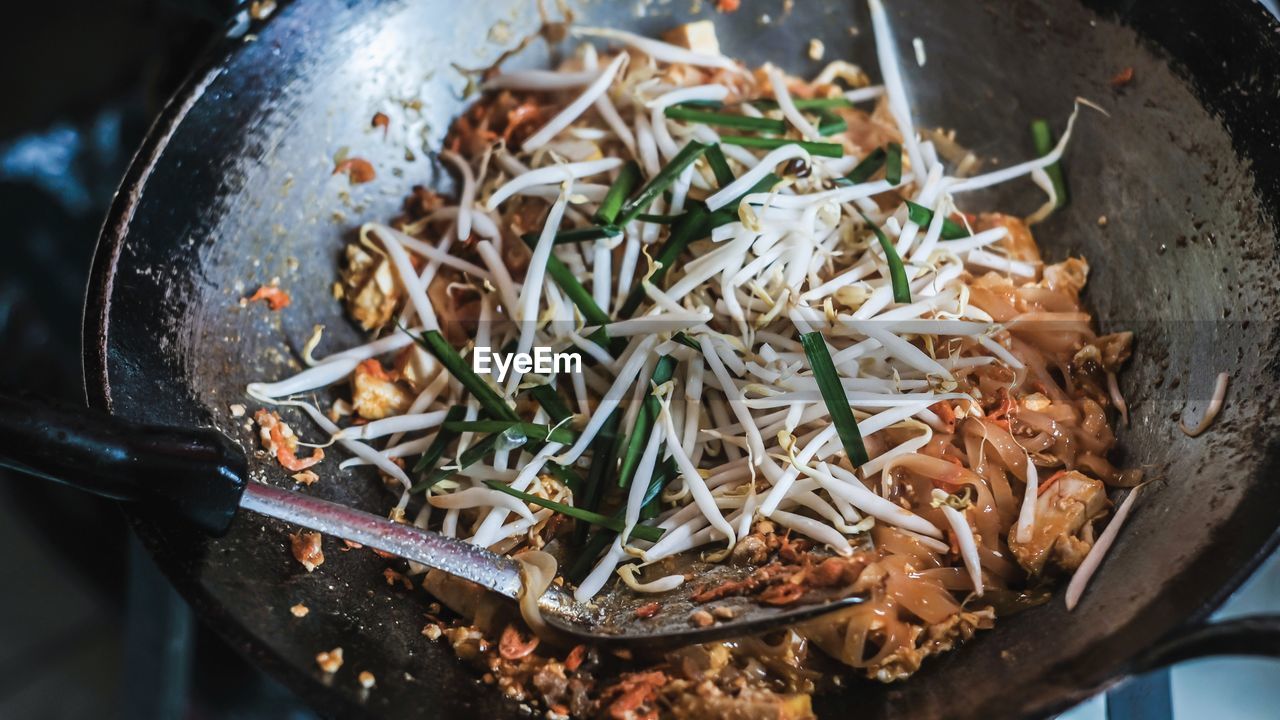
[0,1,314,717]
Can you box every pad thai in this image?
[246,1,1140,716]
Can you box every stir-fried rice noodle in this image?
[246,5,1141,713]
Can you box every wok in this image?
[80,0,1280,717]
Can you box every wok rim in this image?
[80,1,1280,717]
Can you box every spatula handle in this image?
[0,393,247,535]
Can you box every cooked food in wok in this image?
[246,1,1150,715]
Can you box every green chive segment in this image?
[816,109,848,137]
[526,384,572,424]
[857,209,911,304]
[636,213,681,224]
[415,330,517,421]
[1030,119,1068,208]
[484,481,664,542]
[595,161,641,225]
[411,432,503,492]
[520,226,621,246]
[752,97,854,111]
[664,107,786,134]
[442,420,576,445]
[521,236,612,329]
[574,408,622,544]
[719,136,844,158]
[885,142,903,185]
[568,460,674,580]
[617,141,710,227]
[618,173,780,319]
[800,332,869,467]
[617,355,677,488]
[844,148,886,184]
[905,201,970,240]
[412,405,467,475]
[704,144,736,188]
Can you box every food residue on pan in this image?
[634,602,660,619]
[316,647,344,674]
[291,603,310,617]
[498,624,541,660]
[1179,371,1230,437]
[334,157,377,184]
[248,0,276,21]
[245,282,291,310]
[290,530,325,572]
[383,568,414,590]
[255,409,324,472]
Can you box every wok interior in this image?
[92,0,1280,717]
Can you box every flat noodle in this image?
[245,6,1137,714]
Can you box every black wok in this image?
[81,0,1280,717]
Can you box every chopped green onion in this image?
[521,236,612,329]
[815,109,847,137]
[800,332,869,467]
[843,148,886,184]
[484,481,664,542]
[1030,119,1068,208]
[617,141,710,226]
[857,209,911,304]
[905,201,970,240]
[442,420,576,445]
[663,107,786,134]
[752,97,854,110]
[412,405,467,475]
[618,355,677,488]
[521,226,621,246]
[885,142,903,185]
[595,161,640,225]
[411,432,502,492]
[526,384,572,424]
[704,144,735,188]
[415,330,517,422]
[719,135,844,158]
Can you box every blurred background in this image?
[0,1,316,718]
[0,1,1275,719]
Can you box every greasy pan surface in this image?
[85,0,1280,717]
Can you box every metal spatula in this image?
[0,394,858,650]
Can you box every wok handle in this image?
[1131,615,1280,671]
[0,393,247,535]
